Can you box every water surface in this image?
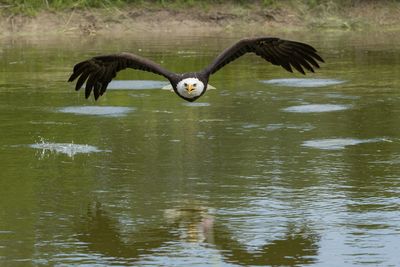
[0,31,400,267]
[261,78,346,87]
[282,104,351,113]
[58,106,135,117]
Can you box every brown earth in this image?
[1,1,400,37]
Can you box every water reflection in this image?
[58,106,135,117]
[302,138,387,150]
[182,102,211,107]
[213,224,320,266]
[261,78,345,87]
[76,203,175,263]
[1,31,400,266]
[282,104,351,113]
[107,80,169,90]
[76,203,320,266]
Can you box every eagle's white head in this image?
[176,78,205,99]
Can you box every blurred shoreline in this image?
[1,1,400,37]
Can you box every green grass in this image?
[0,0,368,14]
[1,0,120,14]
[2,0,400,16]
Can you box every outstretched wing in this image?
[68,52,174,100]
[203,37,324,76]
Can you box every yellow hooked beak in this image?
[186,84,196,94]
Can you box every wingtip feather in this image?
[85,89,91,99]
[68,73,76,82]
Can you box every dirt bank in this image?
[1,1,400,37]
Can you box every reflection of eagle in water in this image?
[68,37,324,102]
[76,203,320,266]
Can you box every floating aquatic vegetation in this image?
[261,78,345,87]
[58,106,134,117]
[282,104,351,113]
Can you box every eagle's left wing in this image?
[202,37,324,76]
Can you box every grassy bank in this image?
[0,0,380,14]
[1,0,400,36]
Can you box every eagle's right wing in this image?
[68,52,174,100]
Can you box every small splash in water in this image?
[261,78,345,87]
[58,106,134,117]
[183,102,211,107]
[107,80,169,90]
[302,138,386,150]
[29,139,108,157]
[282,104,351,113]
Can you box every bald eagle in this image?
[68,37,324,102]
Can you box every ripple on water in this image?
[325,93,360,100]
[302,138,385,150]
[261,78,346,87]
[265,123,315,132]
[107,80,169,90]
[177,51,199,58]
[183,102,211,107]
[242,123,260,129]
[58,106,134,117]
[29,142,108,157]
[282,104,351,113]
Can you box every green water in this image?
[0,31,400,266]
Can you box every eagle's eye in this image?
[193,83,197,87]
[184,83,188,87]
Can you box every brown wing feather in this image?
[68,52,173,100]
[203,37,324,76]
